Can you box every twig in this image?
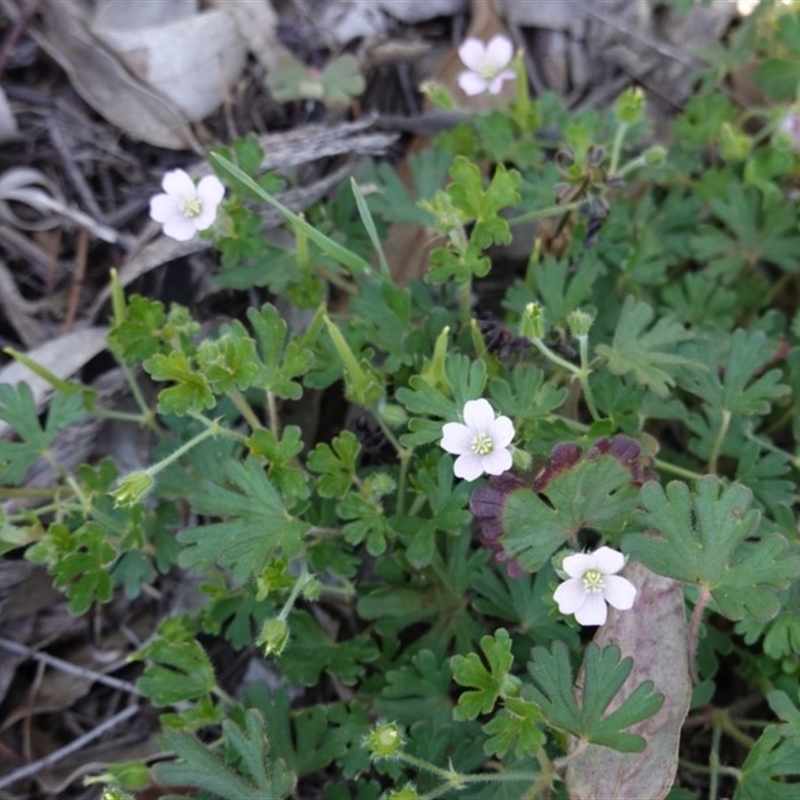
[62,226,88,332]
[0,636,142,697]
[0,703,139,791]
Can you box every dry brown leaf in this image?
[566,561,692,800]
[0,327,109,439]
[92,5,248,123]
[0,86,20,144]
[33,0,199,150]
[209,0,285,73]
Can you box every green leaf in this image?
[524,641,663,752]
[247,426,310,507]
[596,296,696,396]
[734,726,800,799]
[278,609,379,686]
[307,431,361,499]
[144,351,215,415]
[626,477,800,621]
[247,304,313,400]
[178,458,308,584]
[134,630,216,706]
[678,330,789,415]
[374,650,454,729]
[483,697,545,759]
[500,455,640,573]
[754,57,800,101]
[767,689,800,742]
[196,327,261,395]
[108,295,166,364]
[319,54,365,108]
[0,383,87,484]
[155,708,295,799]
[27,522,115,615]
[450,629,519,721]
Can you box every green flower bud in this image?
[614,86,645,126]
[258,618,290,657]
[110,471,154,507]
[567,309,595,339]
[379,403,408,429]
[364,721,404,759]
[642,145,667,166]
[520,302,546,341]
[511,446,532,472]
[386,785,420,800]
[719,122,750,162]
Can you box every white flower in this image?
[149,169,225,241]
[440,398,515,481]
[553,546,637,626]
[457,35,516,97]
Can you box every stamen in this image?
[581,568,605,593]
[471,432,494,456]
[180,195,203,219]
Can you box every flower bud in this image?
[110,471,154,507]
[642,145,667,166]
[511,446,532,472]
[386,785,420,800]
[520,302,546,341]
[364,722,404,759]
[258,618,290,656]
[614,86,645,126]
[567,309,594,339]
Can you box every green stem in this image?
[508,200,583,227]
[576,334,600,421]
[314,264,358,295]
[530,337,582,376]
[653,458,704,482]
[374,411,412,515]
[609,122,629,176]
[266,390,280,438]
[459,278,472,325]
[687,586,712,685]
[708,408,732,475]
[150,419,226,478]
[277,565,313,623]
[229,389,263,432]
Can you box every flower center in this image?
[471,432,494,456]
[581,568,605,593]
[180,195,203,219]
[478,59,502,80]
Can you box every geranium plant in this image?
[2,5,800,799]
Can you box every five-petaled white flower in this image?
[149,169,225,241]
[553,546,637,626]
[457,35,516,97]
[440,398,515,481]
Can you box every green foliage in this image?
[627,478,800,621]
[154,708,295,799]
[596,296,697,397]
[178,458,308,584]
[524,641,663,752]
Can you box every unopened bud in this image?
[364,722,404,759]
[110,471,154,507]
[520,302,546,340]
[258,618,290,657]
[567,309,594,339]
[614,86,645,126]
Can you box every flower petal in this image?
[593,546,625,575]
[480,447,512,476]
[603,575,637,610]
[486,34,513,68]
[458,71,488,96]
[193,204,218,231]
[458,38,486,71]
[491,415,515,448]
[463,398,495,430]
[553,578,586,614]
[162,169,195,196]
[161,217,198,241]
[561,552,596,579]
[197,175,225,206]
[441,422,473,455]
[574,593,608,626]
[488,70,516,95]
[149,194,179,223]
[453,453,484,481]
